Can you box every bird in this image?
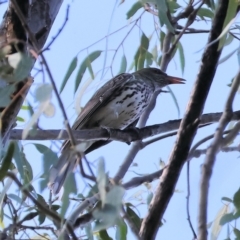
[48,67,185,194]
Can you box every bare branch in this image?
[198,71,240,240]
[0,0,64,143]
[139,0,229,238]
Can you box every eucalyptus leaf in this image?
[0,142,14,181]
[134,33,149,70]
[126,1,143,19]
[75,50,102,93]
[35,84,52,102]
[98,229,113,240]
[0,84,16,107]
[60,56,78,93]
[218,0,238,50]
[126,205,141,231]
[211,204,229,240]
[116,219,127,240]
[178,42,185,74]
[197,8,214,20]
[61,172,77,217]
[9,52,32,82]
[97,158,107,205]
[234,228,240,238]
[118,55,127,74]
[156,0,174,33]
[219,212,234,226]
[233,188,240,210]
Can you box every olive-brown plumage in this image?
[48,67,185,194]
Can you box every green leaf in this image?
[146,192,153,206]
[22,153,34,191]
[38,213,46,225]
[126,205,141,231]
[134,33,149,70]
[204,0,215,10]
[8,193,28,207]
[178,42,185,74]
[219,212,234,225]
[33,144,58,191]
[197,8,214,20]
[221,197,232,203]
[211,205,229,240]
[20,212,38,223]
[97,158,107,203]
[151,45,158,63]
[218,48,238,65]
[233,188,240,209]
[93,205,119,232]
[0,84,16,107]
[233,209,240,219]
[34,84,52,102]
[156,0,174,33]
[138,33,149,69]
[126,2,143,19]
[224,34,234,47]
[98,229,113,240]
[160,31,165,51]
[7,52,33,82]
[60,56,78,93]
[75,51,102,93]
[85,224,94,240]
[145,52,153,67]
[116,219,127,240]
[16,116,25,122]
[61,172,77,217]
[218,0,238,50]
[0,142,14,181]
[234,228,240,238]
[33,143,49,154]
[13,141,24,181]
[167,0,180,13]
[118,55,127,74]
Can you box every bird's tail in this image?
[48,150,78,195]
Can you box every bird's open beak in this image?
[167,76,186,84]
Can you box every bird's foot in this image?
[124,126,141,144]
[100,126,115,141]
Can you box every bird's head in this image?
[136,67,185,89]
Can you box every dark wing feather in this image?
[61,73,133,151]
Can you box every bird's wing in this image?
[61,73,133,151]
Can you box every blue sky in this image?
[1,0,240,239]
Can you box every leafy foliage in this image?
[1,0,240,239]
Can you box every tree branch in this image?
[198,71,240,240]
[139,0,229,239]
[10,110,240,141]
[0,0,64,144]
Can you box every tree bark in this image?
[0,0,63,144]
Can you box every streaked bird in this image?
[48,67,185,194]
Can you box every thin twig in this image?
[186,153,197,239]
[167,2,204,59]
[198,71,240,240]
[110,11,144,76]
[6,172,78,240]
[41,5,70,53]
